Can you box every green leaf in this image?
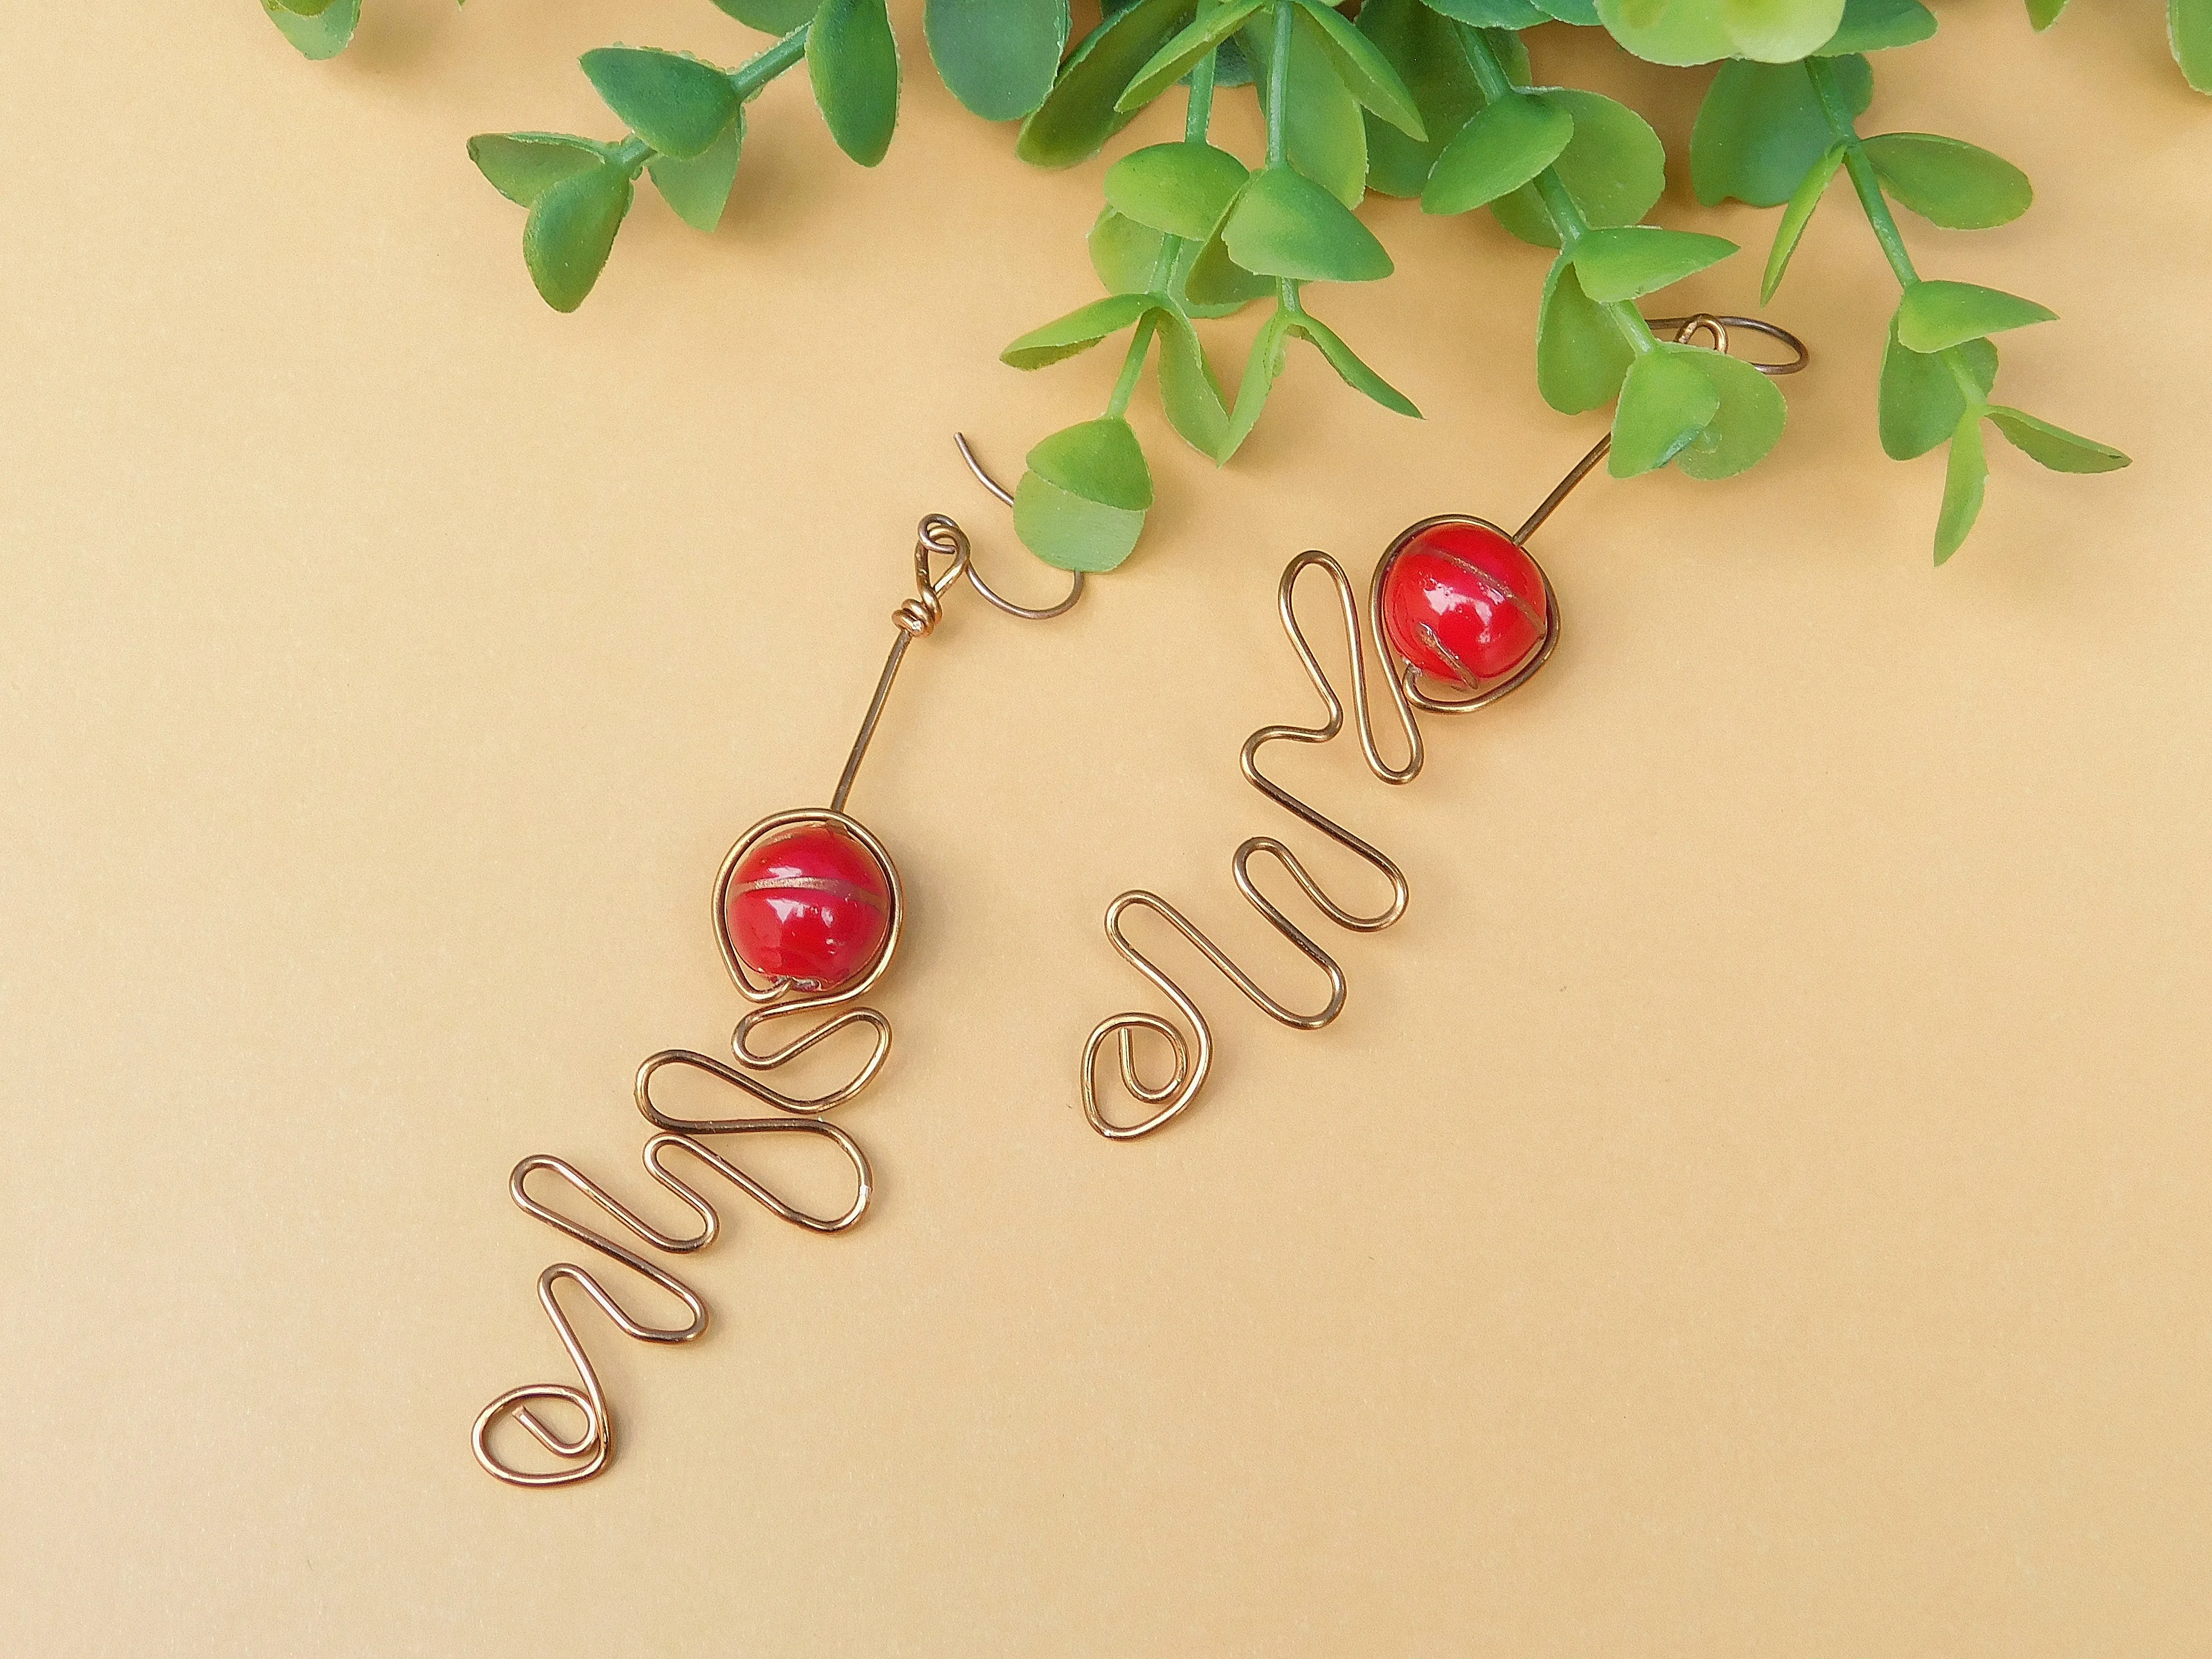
[469,134,607,208]
[1014,471,1150,571]
[522,162,635,313]
[1119,0,1266,111]
[1291,0,1426,138]
[1535,252,1634,415]
[1934,408,1987,565]
[1421,92,1573,215]
[1087,209,1259,319]
[809,0,901,166]
[262,0,359,60]
[1691,54,1868,208]
[1571,226,1737,302]
[1722,0,1849,60]
[1018,0,1195,168]
[1001,292,1160,369]
[2174,0,2212,91]
[1091,208,1166,294]
[1356,0,1484,199]
[1029,416,1154,509]
[1669,343,1788,480]
[1489,89,1666,248]
[1986,407,2129,473]
[1016,417,1154,571]
[1761,143,1842,301]
[926,0,1070,120]
[1816,0,1935,53]
[266,0,337,14]
[1486,24,1534,86]
[711,0,821,32]
[1156,313,1233,456]
[2025,0,2068,27]
[1424,0,1550,23]
[1219,308,1297,460]
[1609,346,1723,477]
[1223,166,1393,282]
[1105,143,1250,240]
[1896,279,2056,353]
[1599,0,1847,62]
[1595,0,1728,62]
[1864,133,2031,229]
[1286,312,1421,416]
[648,112,745,230]
[1181,222,1276,313]
[1214,35,1258,88]
[580,48,741,160]
[1244,9,1370,208]
[1533,0,1603,21]
[1878,323,1996,459]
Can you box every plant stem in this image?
[1803,55,1985,405]
[1186,45,1217,144]
[1141,45,1223,293]
[732,24,811,101]
[1106,313,1159,417]
[1263,4,1300,313]
[608,25,809,178]
[1458,25,1658,357]
[1266,2,1293,168]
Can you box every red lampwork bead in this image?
[724,821,893,993]
[1379,520,1549,688]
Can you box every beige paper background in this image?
[4,0,2209,1651]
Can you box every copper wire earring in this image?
[1078,315,1808,1140]
[472,441,1077,1488]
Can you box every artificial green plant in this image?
[264,0,2208,566]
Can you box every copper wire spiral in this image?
[475,447,1080,1487]
[1081,316,1808,1140]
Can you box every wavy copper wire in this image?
[1080,316,1808,1140]
[475,445,1080,1487]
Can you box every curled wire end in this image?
[474,1377,608,1489]
[1646,313,1810,376]
[953,433,1015,507]
[473,1117,874,1488]
[1513,315,1813,543]
[951,433,1084,621]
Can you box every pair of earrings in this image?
[474,317,1805,1488]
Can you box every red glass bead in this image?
[724,821,893,993]
[1380,520,1549,688]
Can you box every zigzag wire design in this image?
[1078,313,1809,1141]
[469,477,1089,1488]
[469,1042,878,1489]
[1080,533,1557,1140]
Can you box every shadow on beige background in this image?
[2,0,2208,1653]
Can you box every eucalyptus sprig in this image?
[996,0,1426,569]
[466,5,895,312]
[1683,8,2128,561]
[1404,13,1780,482]
[265,0,2212,569]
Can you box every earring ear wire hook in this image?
[952,433,1084,621]
[1511,313,1812,545]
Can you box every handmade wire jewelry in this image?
[472,442,1078,1487]
[1079,315,1809,1140]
